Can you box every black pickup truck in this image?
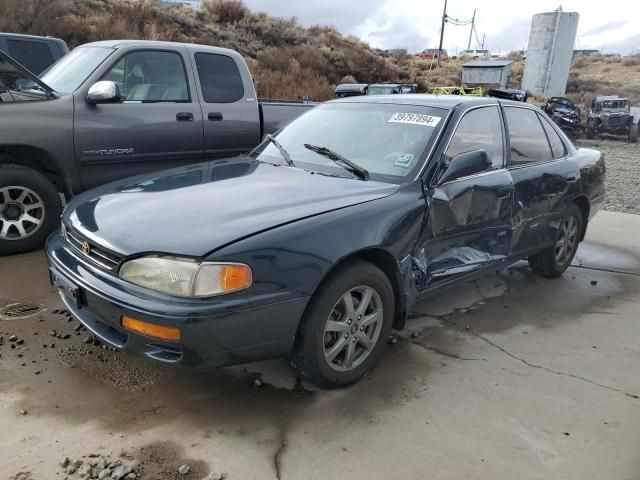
[0,40,314,254]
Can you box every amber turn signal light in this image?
[219,264,252,293]
[121,315,181,342]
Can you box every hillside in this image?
[0,0,407,100]
[1,0,639,107]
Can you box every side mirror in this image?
[439,149,491,184]
[86,81,121,104]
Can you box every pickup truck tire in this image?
[0,164,62,255]
[290,259,394,389]
[528,204,582,278]
[629,124,638,143]
[586,127,595,139]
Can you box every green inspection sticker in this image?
[394,153,415,168]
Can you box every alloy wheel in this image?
[0,186,45,241]
[555,215,578,266]
[323,285,384,372]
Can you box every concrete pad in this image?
[1,210,639,480]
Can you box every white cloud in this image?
[243,0,640,54]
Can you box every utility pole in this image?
[437,0,447,67]
[467,9,476,50]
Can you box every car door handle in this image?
[176,112,194,121]
[208,112,224,121]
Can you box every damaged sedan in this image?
[46,95,605,388]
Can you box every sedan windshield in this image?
[251,102,447,184]
[41,47,114,95]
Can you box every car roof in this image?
[0,32,66,45]
[595,95,628,101]
[329,93,513,109]
[79,39,239,55]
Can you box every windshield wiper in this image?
[303,144,369,181]
[264,134,295,167]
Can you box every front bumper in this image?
[46,232,308,368]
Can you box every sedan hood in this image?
[64,159,399,257]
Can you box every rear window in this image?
[7,39,54,74]
[194,53,244,103]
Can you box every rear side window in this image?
[7,39,54,74]
[539,114,567,158]
[505,107,553,165]
[195,53,244,103]
[445,106,504,168]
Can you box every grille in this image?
[64,226,123,272]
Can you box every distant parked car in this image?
[366,84,418,96]
[544,97,582,139]
[0,33,67,74]
[417,48,448,60]
[334,83,369,98]
[459,49,490,58]
[586,96,637,143]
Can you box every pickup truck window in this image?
[252,102,446,184]
[445,106,504,168]
[505,107,553,166]
[7,39,53,75]
[41,47,113,95]
[194,53,244,103]
[102,51,190,103]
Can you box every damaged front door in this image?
[414,105,513,289]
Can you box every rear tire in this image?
[290,259,394,389]
[0,164,62,255]
[629,124,638,143]
[586,127,595,139]
[528,204,582,278]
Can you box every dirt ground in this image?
[1,212,640,480]
[576,137,640,215]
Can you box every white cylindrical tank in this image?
[521,9,579,97]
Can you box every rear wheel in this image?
[0,164,62,255]
[629,124,638,143]
[586,127,595,139]
[528,204,582,278]
[290,259,394,388]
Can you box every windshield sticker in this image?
[388,112,441,127]
[394,153,415,168]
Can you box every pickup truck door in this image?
[191,51,261,159]
[73,46,204,189]
[415,106,513,289]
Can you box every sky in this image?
[240,0,640,55]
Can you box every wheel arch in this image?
[0,145,71,198]
[573,195,590,241]
[302,247,408,332]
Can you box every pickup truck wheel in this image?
[629,124,638,143]
[528,204,582,278]
[586,128,595,139]
[0,164,62,255]
[290,259,394,388]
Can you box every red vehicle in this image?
[417,48,448,60]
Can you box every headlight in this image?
[119,256,252,297]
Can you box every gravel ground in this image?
[576,137,640,215]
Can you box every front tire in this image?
[290,259,394,388]
[528,204,582,278]
[0,164,62,255]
